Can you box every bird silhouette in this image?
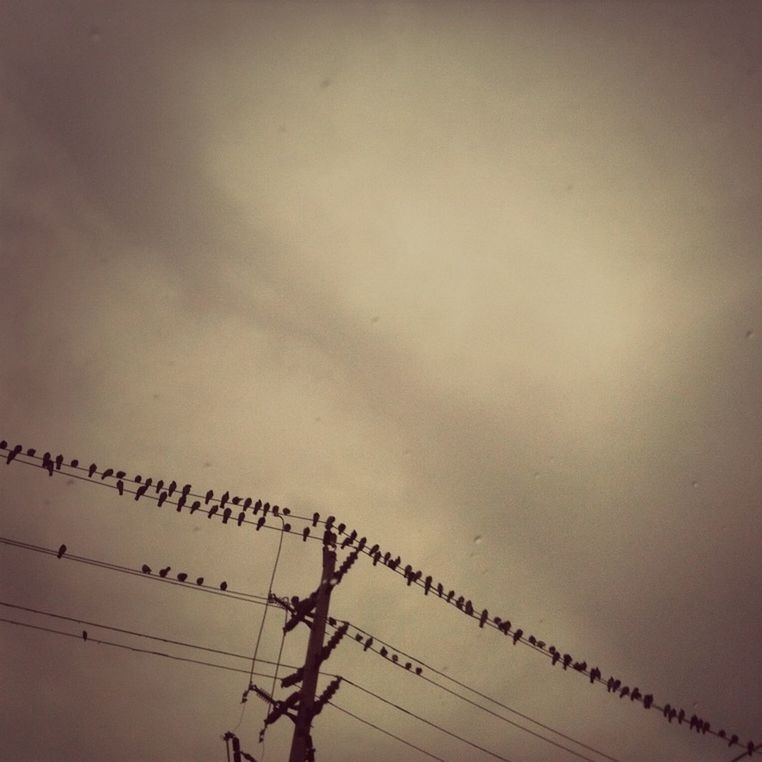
[143,478,153,490]
[231,496,241,505]
[220,581,228,591]
[455,596,464,610]
[168,481,177,497]
[243,498,252,510]
[619,686,630,699]
[363,636,374,652]
[573,660,587,672]
[537,640,546,649]
[101,468,114,480]
[283,523,291,532]
[324,515,335,530]
[57,544,67,559]
[237,511,246,527]
[643,694,653,709]
[728,734,739,747]
[282,507,291,516]
[70,459,79,468]
[82,630,88,642]
[590,667,601,684]
[256,517,265,531]
[273,505,281,517]
[220,491,229,508]
[116,480,124,496]
[55,454,64,470]
[157,492,168,507]
[182,484,192,497]
[196,577,204,586]
[336,522,345,535]
[190,501,201,514]
[116,470,126,479]
[464,600,474,616]
[6,444,23,464]
[205,489,214,505]
[141,564,151,574]
[177,573,188,582]
[154,479,165,494]
[380,647,388,658]
[479,609,489,628]
[424,576,433,595]
[88,463,98,477]
[26,448,37,457]
[0,440,7,449]
[677,709,685,724]
[134,484,149,501]
[262,502,270,516]
[302,527,310,542]
[552,651,561,666]
[159,566,171,577]
[631,688,641,702]
[253,499,262,513]
[222,507,232,524]
[513,629,524,645]
[176,495,187,512]
[207,505,219,519]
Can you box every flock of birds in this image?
[1,439,759,758]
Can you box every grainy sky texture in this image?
[0,2,760,761]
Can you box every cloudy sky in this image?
[1,1,760,761]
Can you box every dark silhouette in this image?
[82,630,87,641]
[220,581,228,591]
[205,489,214,504]
[159,566,171,578]
[237,511,245,527]
[88,463,97,477]
[116,480,124,495]
[141,564,151,574]
[207,505,219,519]
[177,573,188,582]
[222,507,232,524]
[57,544,67,559]
[5,444,23,464]
[101,468,114,480]
[196,577,204,586]
[167,480,178,497]
[157,491,168,507]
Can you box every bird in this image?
[573,660,587,672]
[88,463,98,477]
[207,505,219,519]
[57,544,67,559]
[424,576,433,595]
[220,581,228,591]
[273,505,280,517]
[220,491,229,508]
[222,507,232,524]
[643,694,653,709]
[302,527,310,542]
[619,686,630,699]
[101,468,114,480]
[479,609,489,628]
[231,496,241,506]
[196,577,204,586]
[631,688,641,702]
[190,501,201,514]
[415,666,423,675]
[513,629,524,645]
[537,641,546,649]
[528,635,536,645]
[159,567,171,577]
[176,495,186,512]
[325,515,335,530]
[455,596,464,609]
[464,600,474,616]
[157,491,168,507]
[177,573,188,582]
[116,480,124,496]
[116,470,126,479]
[167,480,177,497]
[552,651,561,666]
[134,484,149,501]
[154,479,165,494]
[262,502,270,516]
[677,709,685,724]
[590,667,601,684]
[243,497,252,510]
[26,448,36,456]
[728,734,739,747]
[5,444,22,464]
[283,523,291,533]
[54,454,64,470]
[337,522,346,535]
[82,630,88,642]
[205,489,214,505]
[143,478,153,490]
[256,517,265,531]
[254,499,262,513]
[0,440,7,450]
[237,511,245,527]
[70,459,79,468]
[141,564,151,574]
[181,484,192,497]
[380,647,388,658]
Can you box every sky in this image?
[0,1,760,761]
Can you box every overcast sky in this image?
[1,2,760,761]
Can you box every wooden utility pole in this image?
[288,545,336,762]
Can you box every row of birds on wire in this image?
[1,439,759,757]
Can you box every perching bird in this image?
[101,468,114,480]
[237,511,245,527]
[254,499,262,513]
[177,573,188,582]
[643,694,653,709]
[728,734,739,747]
[455,596,464,609]
[116,480,124,496]
[619,686,630,699]
[528,635,536,645]
[479,609,489,628]
[282,507,291,515]
[677,709,685,724]
[256,517,265,531]
[336,522,345,535]
[231,496,240,505]
[243,497,252,510]
[415,666,423,675]
[54,454,64,470]
[116,470,126,479]
[513,629,524,645]
[222,507,232,524]
[363,637,374,652]
[220,581,228,591]
[631,688,641,702]
[325,515,335,530]
[26,448,36,456]
[157,491,168,507]
[273,505,280,517]
[141,564,151,574]
[176,495,186,512]
[205,489,214,505]
[573,660,587,672]
[181,484,191,497]
[190,501,201,514]
[196,577,204,586]
[537,641,546,649]
[207,506,219,519]
[590,667,601,684]
[464,600,474,616]
[552,651,561,666]
[82,630,88,642]
[135,484,149,501]
[283,523,291,533]
[262,502,270,516]
[167,480,177,497]
[220,491,229,508]
[302,527,310,542]
[70,459,79,468]
[5,444,22,464]
[159,566,171,577]
[57,544,67,559]
[155,480,165,494]
[380,647,388,658]
[424,576,433,595]
[88,463,98,477]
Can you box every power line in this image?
[3,442,759,757]
[0,613,464,762]
[327,702,450,762]
[341,677,516,762]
